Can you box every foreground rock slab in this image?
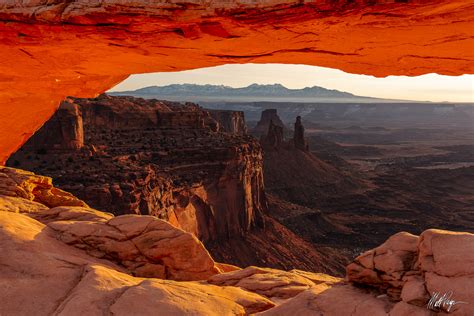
[348,230,474,315]
[1,166,473,315]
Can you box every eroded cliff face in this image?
[253,109,287,138]
[255,109,363,209]
[209,110,247,136]
[8,96,343,274]
[0,0,473,164]
[1,167,473,315]
[8,95,266,243]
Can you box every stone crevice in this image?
[52,264,88,315]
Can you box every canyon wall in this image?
[1,0,473,164]
[293,116,308,151]
[253,109,287,138]
[8,95,266,242]
[20,102,84,152]
[255,109,362,208]
[208,110,247,136]
[1,166,473,315]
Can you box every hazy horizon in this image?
[109,64,474,103]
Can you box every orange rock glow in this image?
[0,0,473,164]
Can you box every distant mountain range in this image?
[109,83,408,103]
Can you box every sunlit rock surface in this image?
[347,230,474,315]
[1,0,473,163]
[8,96,352,274]
[8,95,267,242]
[1,166,473,315]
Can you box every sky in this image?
[109,64,474,103]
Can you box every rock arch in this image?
[0,0,473,163]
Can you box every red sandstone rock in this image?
[9,96,347,274]
[49,214,220,281]
[208,110,247,136]
[258,284,392,316]
[0,213,273,315]
[0,0,473,164]
[22,101,84,152]
[209,266,341,299]
[9,96,267,243]
[1,170,473,315]
[347,230,474,315]
[253,109,286,138]
[293,116,308,151]
[0,166,87,208]
[261,120,285,150]
[0,168,220,280]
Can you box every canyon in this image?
[1,1,473,315]
[1,166,473,315]
[0,0,473,164]
[246,107,474,264]
[9,94,261,239]
[11,96,473,281]
[8,94,345,274]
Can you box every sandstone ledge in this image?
[1,167,473,315]
[348,230,474,315]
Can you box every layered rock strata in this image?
[0,0,473,164]
[9,95,352,274]
[1,166,473,315]
[8,95,266,243]
[209,110,247,136]
[260,120,284,150]
[347,230,474,315]
[253,109,287,138]
[21,102,84,152]
[256,109,361,210]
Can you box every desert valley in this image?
[1,1,473,315]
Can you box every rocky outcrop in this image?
[18,101,84,152]
[208,110,247,135]
[258,112,308,152]
[78,94,210,130]
[8,96,354,275]
[293,116,308,151]
[49,215,220,281]
[0,166,219,281]
[1,168,472,315]
[9,95,266,243]
[347,230,474,315]
[256,109,360,208]
[0,168,273,315]
[0,165,87,208]
[260,120,284,150]
[253,109,286,137]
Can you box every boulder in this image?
[347,229,474,315]
[0,211,273,315]
[1,167,473,315]
[0,166,87,208]
[49,214,220,281]
[208,266,341,299]
[257,284,391,316]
